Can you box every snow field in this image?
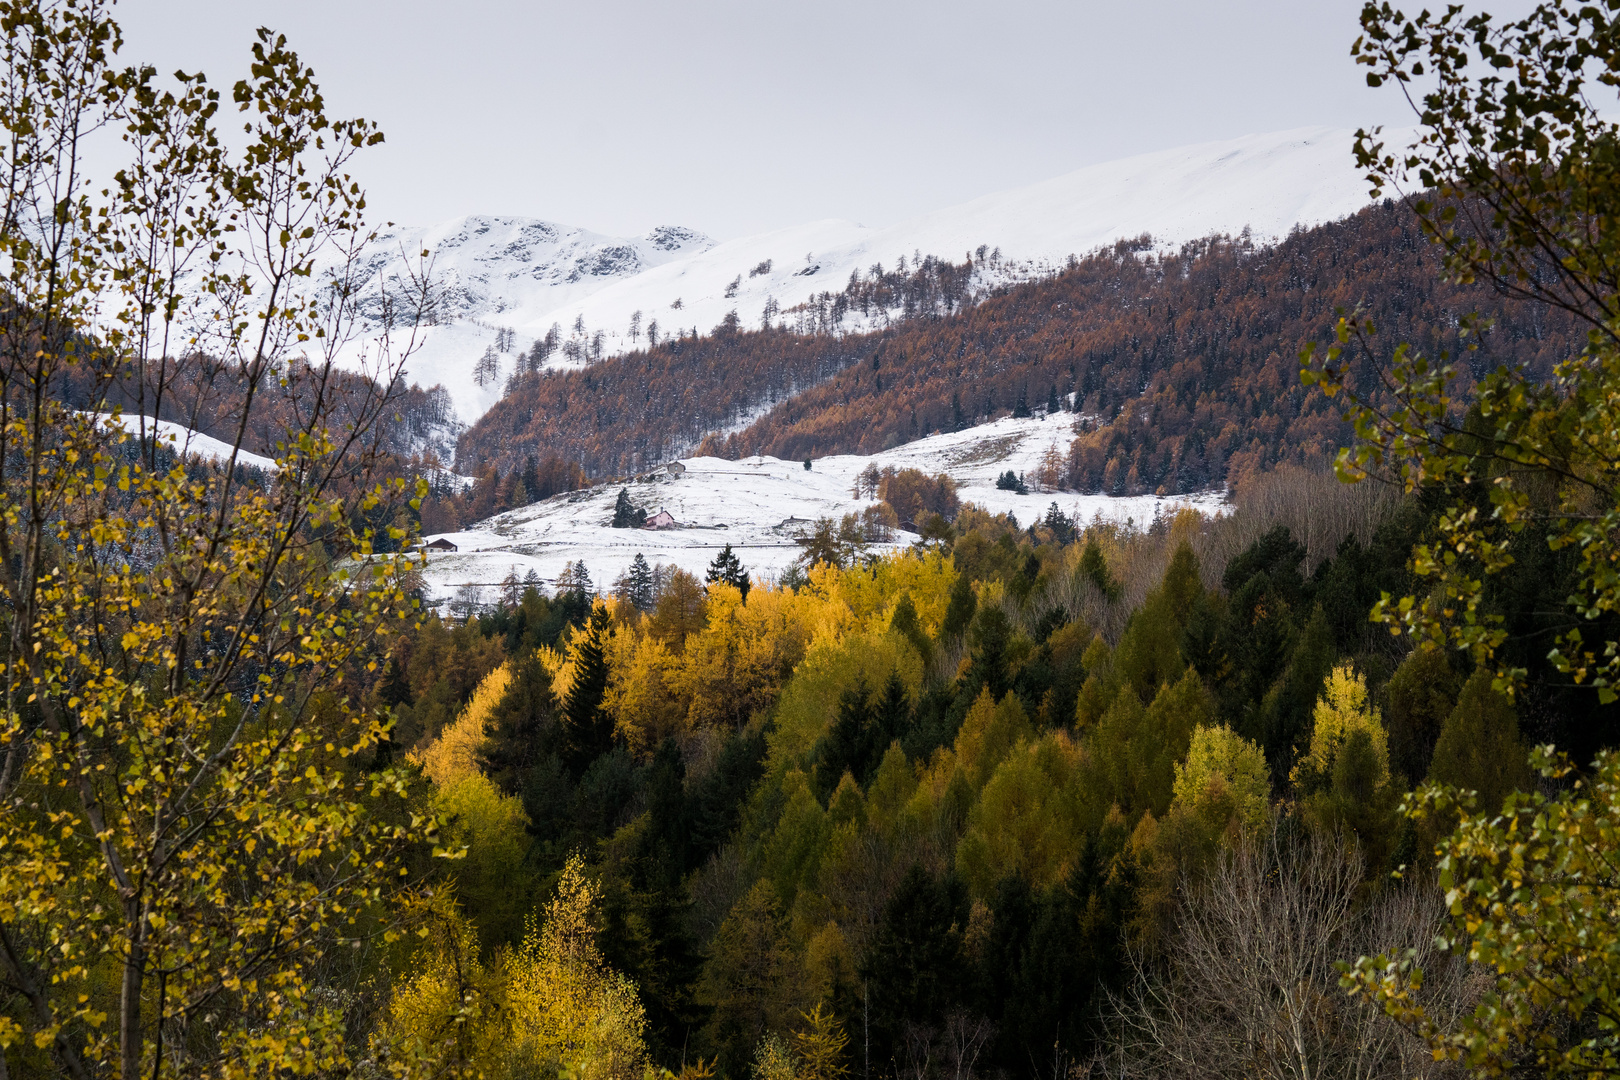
[415,414,1225,610]
[94,413,279,473]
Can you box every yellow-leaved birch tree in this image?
[0,2,441,1076]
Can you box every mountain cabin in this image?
[642,509,677,530]
[423,537,459,552]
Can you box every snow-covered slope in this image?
[344,217,713,422]
[95,413,278,472]
[357,126,1376,426]
[414,413,1224,611]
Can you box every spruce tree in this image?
[1079,538,1120,601]
[814,680,874,803]
[1429,668,1531,813]
[480,651,563,797]
[888,593,932,663]
[627,553,657,611]
[1047,384,1061,414]
[705,543,751,602]
[562,605,615,774]
[942,573,977,640]
[612,487,637,528]
[1042,501,1075,544]
[377,654,412,708]
[859,864,968,1066]
[1013,385,1031,418]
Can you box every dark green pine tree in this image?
[521,454,541,503]
[706,543,751,602]
[872,669,912,757]
[860,864,969,1066]
[1046,385,1061,415]
[562,605,615,774]
[611,487,640,528]
[1043,502,1075,545]
[888,592,932,664]
[814,679,874,803]
[951,391,966,432]
[627,553,656,611]
[478,651,564,798]
[942,572,978,640]
[1079,537,1120,601]
[377,654,412,708]
[1013,385,1031,418]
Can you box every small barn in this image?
[423,537,459,552]
[666,461,686,478]
[642,509,678,530]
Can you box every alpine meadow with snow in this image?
[415,413,1226,610]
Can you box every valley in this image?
[6,4,1618,1079]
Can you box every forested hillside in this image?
[458,199,1579,495]
[377,461,1620,1079]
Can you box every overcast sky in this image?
[114,0,1417,240]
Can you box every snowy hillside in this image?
[340,217,713,423]
[349,126,1378,427]
[414,413,1224,612]
[95,413,278,472]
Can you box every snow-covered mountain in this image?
[354,126,1381,426]
[341,218,713,422]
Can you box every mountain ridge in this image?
[346,127,1383,425]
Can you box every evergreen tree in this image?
[1046,385,1061,415]
[1042,501,1075,544]
[965,606,1015,702]
[562,605,615,774]
[1079,537,1120,601]
[952,391,966,432]
[626,553,657,611]
[995,469,1028,494]
[558,559,595,599]
[706,543,751,602]
[377,654,412,708]
[611,487,647,528]
[860,865,969,1066]
[888,592,933,663]
[873,669,912,751]
[1384,645,1462,784]
[1306,727,1400,875]
[1013,385,1031,418]
[942,573,978,640]
[978,819,1134,1073]
[796,518,844,570]
[594,740,705,1059]
[698,881,799,1078]
[1429,668,1531,814]
[1254,606,1336,785]
[480,651,565,800]
[814,680,877,803]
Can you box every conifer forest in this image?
[1,2,1620,1079]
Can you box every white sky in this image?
[115,0,1419,240]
